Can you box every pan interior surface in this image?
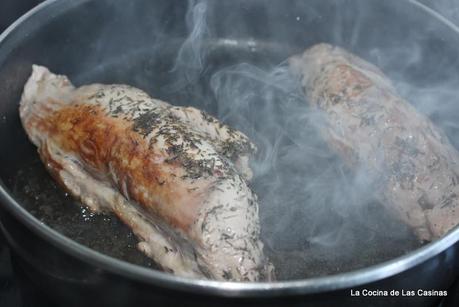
[6,43,422,281]
[1,0,459,286]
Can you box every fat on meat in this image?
[19,65,274,281]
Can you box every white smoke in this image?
[163,0,447,279]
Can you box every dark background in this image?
[0,0,44,32]
[0,1,46,306]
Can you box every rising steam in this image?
[68,0,459,280]
[162,0,456,279]
[166,0,211,91]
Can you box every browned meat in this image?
[19,65,273,281]
[290,43,459,241]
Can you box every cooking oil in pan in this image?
[5,44,423,281]
[10,155,158,271]
[8,153,422,280]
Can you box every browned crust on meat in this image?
[42,103,209,231]
[292,43,459,241]
[315,64,373,107]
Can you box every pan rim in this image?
[0,0,459,297]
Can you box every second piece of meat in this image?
[290,43,459,241]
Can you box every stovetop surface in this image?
[0,232,458,307]
[0,235,59,307]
